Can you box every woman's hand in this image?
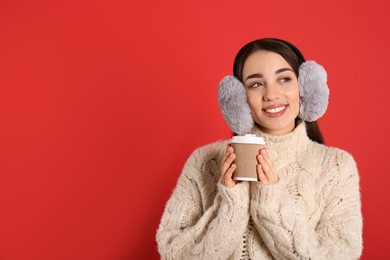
[220,145,238,187]
[256,148,279,184]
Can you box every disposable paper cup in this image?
[230,134,266,181]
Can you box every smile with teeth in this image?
[264,106,286,113]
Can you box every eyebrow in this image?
[244,67,293,82]
[275,68,293,74]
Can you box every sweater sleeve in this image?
[250,152,363,260]
[156,147,250,259]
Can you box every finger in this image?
[222,145,234,164]
[257,163,268,184]
[257,153,277,183]
[223,163,237,187]
[260,148,273,168]
[260,149,279,183]
[221,152,236,176]
[222,145,230,160]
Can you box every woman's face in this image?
[242,50,300,135]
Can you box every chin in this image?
[258,118,296,135]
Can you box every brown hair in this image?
[233,38,325,144]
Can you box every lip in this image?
[262,104,288,118]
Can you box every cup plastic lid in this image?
[230,134,265,144]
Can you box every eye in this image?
[249,82,263,88]
[280,77,292,83]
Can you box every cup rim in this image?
[230,134,265,145]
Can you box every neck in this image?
[257,122,296,136]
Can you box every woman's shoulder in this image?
[185,139,230,168]
[309,141,355,161]
[301,140,358,174]
[179,139,229,187]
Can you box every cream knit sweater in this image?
[156,122,363,259]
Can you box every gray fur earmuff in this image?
[217,61,329,134]
[218,76,254,135]
[298,61,329,122]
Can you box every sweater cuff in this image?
[251,179,285,209]
[218,181,250,208]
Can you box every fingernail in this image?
[262,149,267,154]
[259,154,264,160]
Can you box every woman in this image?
[156,38,363,259]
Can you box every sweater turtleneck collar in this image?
[250,120,311,171]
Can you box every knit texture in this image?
[156,121,363,259]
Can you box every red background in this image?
[0,0,389,259]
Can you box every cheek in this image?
[282,84,299,107]
[246,91,262,109]
[288,88,300,112]
[292,90,300,104]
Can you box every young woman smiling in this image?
[157,38,363,259]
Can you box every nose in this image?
[263,84,280,101]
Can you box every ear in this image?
[298,61,329,122]
[218,76,254,135]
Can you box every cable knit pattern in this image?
[156,121,363,259]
